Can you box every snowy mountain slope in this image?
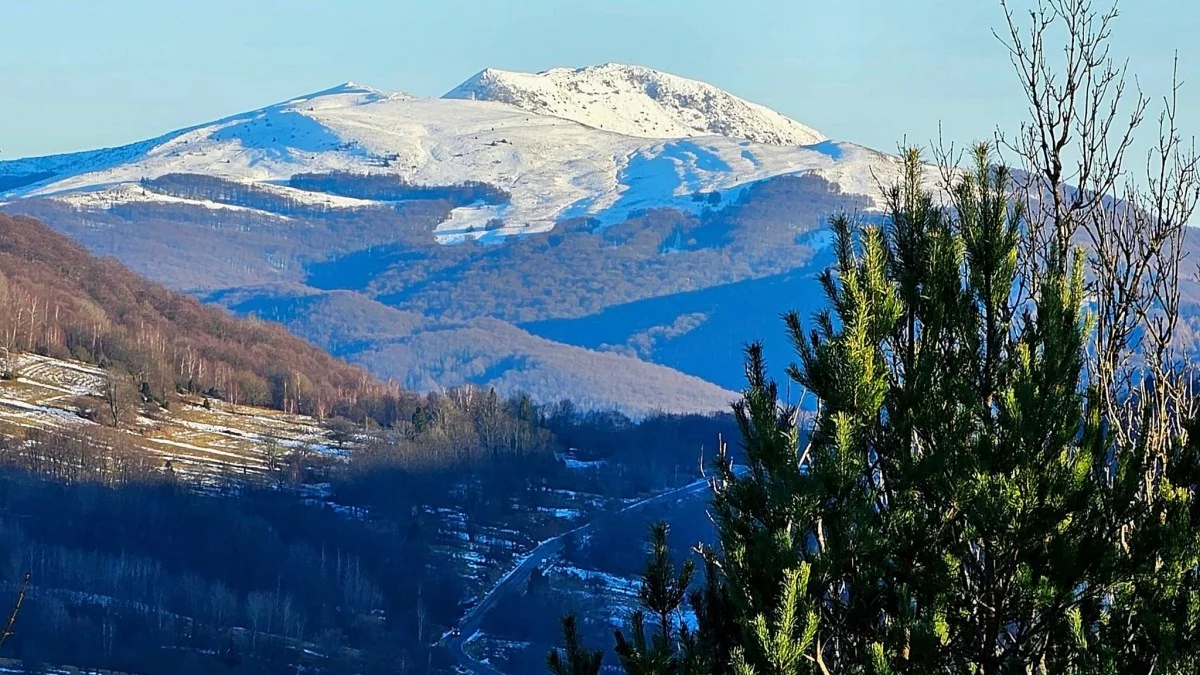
[0,67,899,244]
[444,64,825,146]
[0,82,390,197]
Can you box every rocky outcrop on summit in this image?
[444,63,825,146]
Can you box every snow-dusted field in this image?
[0,65,915,244]
[0,351,346,480]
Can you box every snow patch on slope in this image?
[444,63,825,146]
[55,183,288,218]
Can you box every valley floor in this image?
[0,349,722,674]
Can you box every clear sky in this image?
[1,0,1195,160]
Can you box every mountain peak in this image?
[284,81,395,107]
[443,63,824,146]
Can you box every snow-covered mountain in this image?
[0,65,898,244]
[0,64,918,412]
[443,63,826,146]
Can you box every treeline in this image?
[0,427,160,486]
[138,172,511,220]
[0,171,54,193]
[0,213,405,423]
[288,172,510,207]
[542,404,737,493]
[3,185,460,292]
[141,174,387,218]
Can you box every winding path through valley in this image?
[438,473,723,674]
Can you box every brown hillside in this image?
[0,214,395,420]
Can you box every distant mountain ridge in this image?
[204,285,738,415]
[0,63,898,242]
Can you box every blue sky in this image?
[1,0,1195,159]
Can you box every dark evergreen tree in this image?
[679,556,737,675]
[614,611,674,675]
[702,144,1198,673]
[613,522,695,674]
[637,522,695,642]
[547,613,603,675]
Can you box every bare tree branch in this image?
[0,572,30,648]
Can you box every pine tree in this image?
[547,613,603,675]
[613,522,695,675]
[678,556,737,674]
[728,564,819,675]
[614,611,674,675]
[637,522,695,643]
[553,143,1197,674]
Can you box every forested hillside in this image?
[0,213,403,422]
[8,2,1198,673]
[204,286,736,414]
[0,379,733,673]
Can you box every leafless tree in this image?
[282,443,315,485]
[262,438,285,481]
[415,589,428,644]
[996,0,1200,468]
[245,590,272,648]
[102,369,140,428]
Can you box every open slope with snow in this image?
[0,66,897,244]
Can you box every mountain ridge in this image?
[204,285,738,415]
[0,62,886,245]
